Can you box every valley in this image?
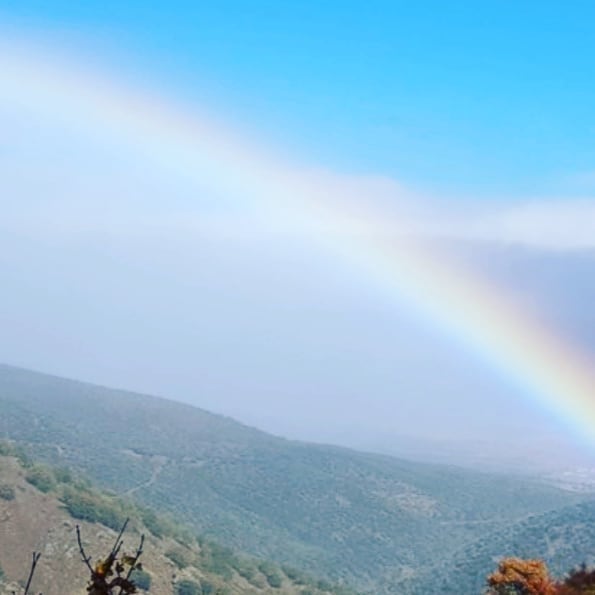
[1,364,592,593]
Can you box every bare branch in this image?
[76,524,94,574]
[125,533,145,581]
[23,551,41,595]
[77,520,145,594]
[110,517,129,558]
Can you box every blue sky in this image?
[3,1,595,195]
[1,2,594,468]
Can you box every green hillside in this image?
[0,449,354,595]
[419,498,595,593]
[0,364,584,593]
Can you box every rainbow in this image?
[2,41,594,445]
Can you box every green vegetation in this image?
[139,507,167,538]
[235,559,257,581]
[258,560,283,588]
[0,448,354,594]
[61,485,129,531]
[129,568,152,591]
[198,579,216,594]
[0,483,15,500]
[0,364,584,594]
[25,465,56,493]
[53,466,74,484]
[421,499,595,594]
[165,547,189,569]
[175,579,201,595]
[199,541,235,580]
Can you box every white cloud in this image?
[427,198,595,251]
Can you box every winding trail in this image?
[122,455,168,496]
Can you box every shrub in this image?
[175,579,200,595]
[14,445,31,468]
[25,466,56,493]
[130,568,152,591]
[200,543,234,580]
[165,548,189,569]
[317,578,333,591]
[53,467,73,484]
[235,560,256,581]
[283,565,307,584]
[258,561,283,588]
[0,440,14,456]
[140,508,165,538]
[60,486,127,531]
[559,564,595,593]
[266,572,283,588]
[0,484,15,501]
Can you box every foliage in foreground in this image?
[8,520,144,595]
[486,557,595,594]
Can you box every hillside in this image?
[0,364,585,593]
[418,498,595,593]
[0,451,352,595]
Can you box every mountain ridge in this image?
[0,363,585,593]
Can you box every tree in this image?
[557,564,595,594]
[486,558,557,595]
[486,558,595,594]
